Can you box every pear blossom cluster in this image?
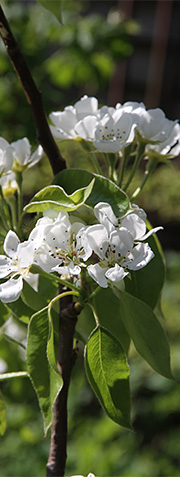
[0,136,43,192]
[50,95,180,156]
[0,202,162,303]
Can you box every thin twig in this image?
[0,5,66,175]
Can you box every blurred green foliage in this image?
[0,0,138,143]
[0,251,180,476]
[1,1,180,476]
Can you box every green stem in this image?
[89,150,103,175]
[6,195,17,230]
[118,144,133,187]
[131,157,158,200]
[123,142,145,192]
[0,186,13,229]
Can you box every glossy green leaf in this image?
[53,169,130,218]
[0,392,6,436]
[125,224,165,309]
[26,307,63,434]
[118,290,173,380]
[93,288,130,353]
[38,0,62,22]
[85,326,131,429]
[24,179,95,214]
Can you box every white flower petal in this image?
[84,224,108,259]
[28,145,43,168]
[87,264,108,288]
[4,230,20,258]
[11,137,31,166]
[121,213,146,240]
[125,243,154,270]
[94,202,118,233]
[105,263,128,282]
[110,228,134,257]
[75,95,98,120]
[0,255,16,278]
[17,240,35,268]
[24,272,39,291]
[0,277,23,303]
[75,115,97,140]
[138,226,163,241]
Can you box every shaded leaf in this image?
[85,326,131,429]
[125,224,165,309]
[118,290,173,380]
[38,0,62,22]
[93,287,130,353]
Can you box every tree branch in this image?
[46,295,82,477]
[0,5,66,175]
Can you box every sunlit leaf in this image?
[53,169,130,218]
[26,307,63,434]
[0,392,6,436]
[24,179,95,214]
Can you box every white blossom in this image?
[49,95,98,140]
[11,137,43,171]
[136,107,178,143]
[0,230,38,303]
[0,137,14,175]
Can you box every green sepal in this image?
[24,179,95,214]
[85,326,131,429]
[53,169,130,218]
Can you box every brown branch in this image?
[0,5,66,175]
[46,295,82,477]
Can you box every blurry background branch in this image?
[0,4,66,175]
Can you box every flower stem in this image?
[0,185,13,229]
[131,157,158,199]
[123,142,145,192]
[117,144,133,187]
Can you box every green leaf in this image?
[0,392,6,436]
[24,179,95,214]
[85,326,131,429]
[0,301,11,327]
[22,281,47,311]
[5,297,34,324]
[26,307,63,434]
[125,224,165,309]
[38,0,62,22]
[118,290,173,380]
[53,169,130,218]
[93,288,130,353]
[76,305,96,344]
